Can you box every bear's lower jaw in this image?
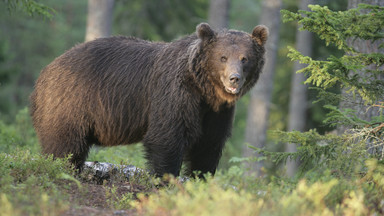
[224,86,240,94]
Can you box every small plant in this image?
[105,185,134,210]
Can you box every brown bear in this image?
[30,23,268,178]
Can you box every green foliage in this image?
[0,40,18,118]
[245,3,384,179]
[287,47,384,104]
[282,4,384,103]
[282,4,384,49]
[1,150,74,186]
[131,165,384,215]
[132,177,263,216]
[0,0,86,120]
[263,130,340,172]
[0,107,39,153]
[0,150,74,215]
[3,0,56,18]
[105,185,134,210]
[257,129,381,177]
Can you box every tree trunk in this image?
[85,0,115,42]
[285,0,314,177]
[208,0,230,29]
[243,0,282,176]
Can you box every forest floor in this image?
[63,181,138,216]
[61,163,157,216]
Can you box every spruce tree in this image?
[257,3,384,176]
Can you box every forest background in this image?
[0,0,384,215]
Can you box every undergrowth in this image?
[0,150,74,215]
[132,163,384,215]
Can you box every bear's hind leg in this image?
[39,123,91,170]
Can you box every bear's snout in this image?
[223,72,243,94]
[229,73,241,85]
[221,62,245,94]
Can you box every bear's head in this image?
[190,23,268,110]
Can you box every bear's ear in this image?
[252,25,269,46]
[196,23,215,41]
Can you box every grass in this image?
[1,148,383,215]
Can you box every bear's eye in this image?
[241,57,248,64]
[221,56,227,63]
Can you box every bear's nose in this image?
[229,73,241,84]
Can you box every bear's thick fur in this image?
[30,23,268,177]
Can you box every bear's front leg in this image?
[185,106,235,178]
[143,124,187,177]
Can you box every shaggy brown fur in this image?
[30,23,268,177]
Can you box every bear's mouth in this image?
[225,86,240,94]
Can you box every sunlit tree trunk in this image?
[85,0,115,42]
[208,0,230,29]
[285,0,314,177]
[243,0,282,176]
